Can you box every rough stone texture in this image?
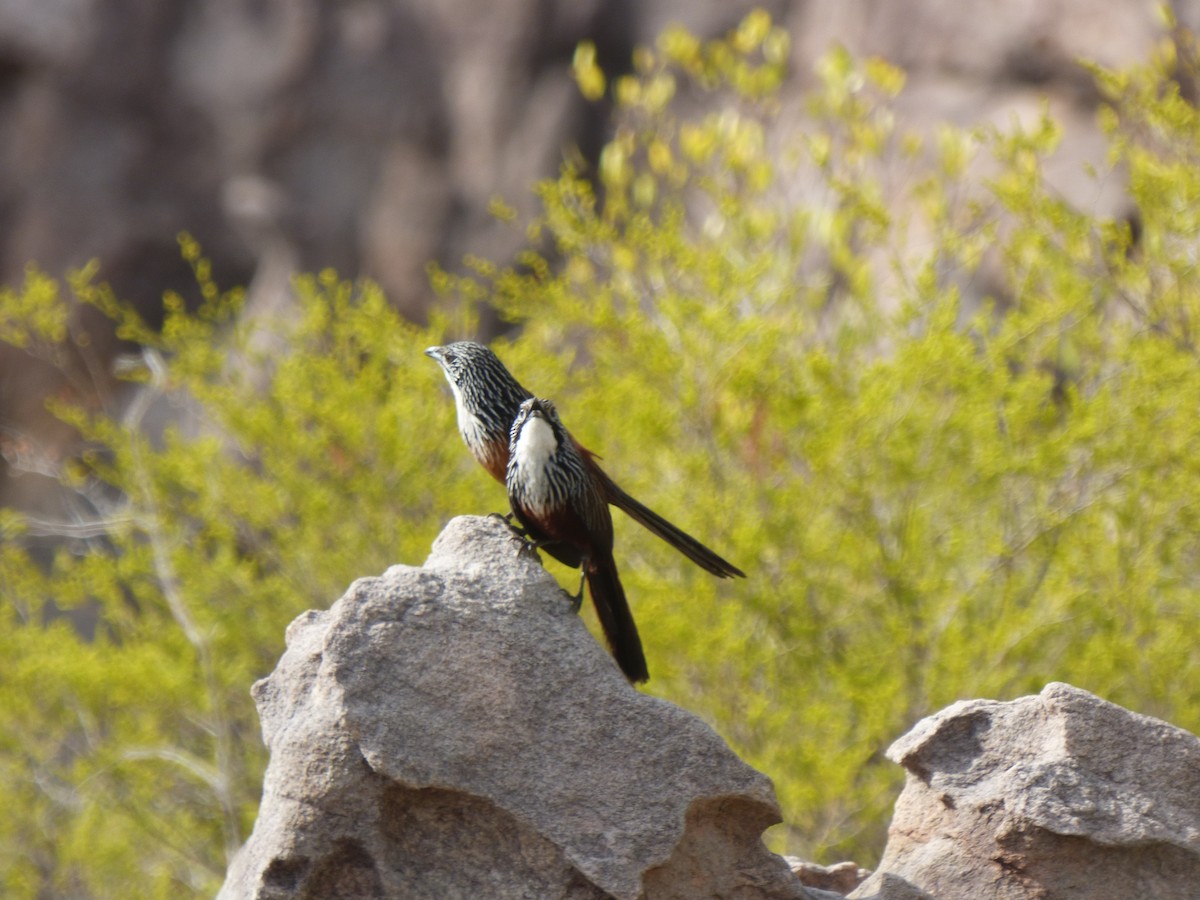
[787,859,871,896]
[851,682,1200,900]
[219,515,810,900]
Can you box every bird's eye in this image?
[443,351,457,364]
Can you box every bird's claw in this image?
[566,588,584,614]
[490,511,531,548]
[488,510,521,530]
[511,533,543,563]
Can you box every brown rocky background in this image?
[1,0,1197,511]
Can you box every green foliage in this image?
[0,254,476,896]
[4,10,1200,894]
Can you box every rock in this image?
[219,515,811,900]
[787,859,871,896]
[852,682,1200,899]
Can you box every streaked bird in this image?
[425,341,745,579]
[506,397,647,682]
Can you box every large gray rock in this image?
[219,515,812,900]
[852,682,1200,899]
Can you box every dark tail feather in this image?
[586,554,649,684]
[593,467,746,579]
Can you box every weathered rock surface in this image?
[787,859,871,895]
[219,515,813,900]
[851,682,1200,900]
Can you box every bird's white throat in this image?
[448,381,491,452]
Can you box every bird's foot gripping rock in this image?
[564,586,584,615]
[487,511,534,557]
[487,510,520,531]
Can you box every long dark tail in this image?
[586,553,649,684]
[592,467,746,579]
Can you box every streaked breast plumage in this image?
[507,398,588,519]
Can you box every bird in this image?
[425,341,745,579]
[506,396,648,682]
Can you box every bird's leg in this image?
[564,567,585,613]
[521,535,563,563]
[488,510,522,530]
[487,511,542,563]
[489,510,532,545]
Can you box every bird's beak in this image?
[424,346,441,361]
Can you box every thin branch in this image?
[19,515,133,539]
[123,347,243,863]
